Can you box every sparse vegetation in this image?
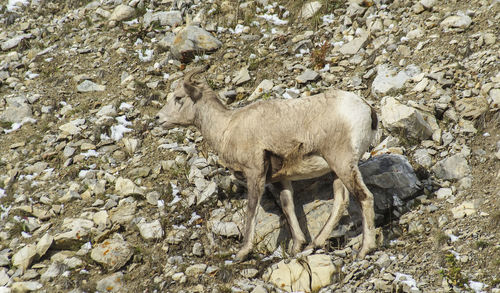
[440,253,467,288]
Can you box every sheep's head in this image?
[156,68,206,129]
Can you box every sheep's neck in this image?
[194,97,230,151]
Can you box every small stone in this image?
[144,11,183,27]
[12,244,37,271]
[373,64,421,95]
[420,0,436,9]
[10,281,43,292]
[36,233,53,258]
[211,221,241,237]
[1,34,32,51]
[192,242,204,257]
[92,211,110,228]
[185,264,207,277]
[137,220,164,240]
[54,218,94,249]
[451,201,478,218]
[96,272,124,293]
[436,188,453,199]
[96,105,117,117]
[414,149,432,168]
[40,262,64,281]
[248,79,274,101]
[233,67,251,85]
[77,80,106,92]
[296,69,319,84]
[339,31,369,55]
[91,239,133,271]
[299,1,322,19]
[170,25,222,63]
[441,14,472,29]
[251,285,268,293]
[109,4,136,22]
[240,268,259,278]
[432,154,470,180]
[114,177,145,197]
[380,97,433,141]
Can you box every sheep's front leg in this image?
[277,180,306,254]
[235,171,266,261]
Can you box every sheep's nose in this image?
[155,114,160,120]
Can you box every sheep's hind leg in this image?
[305,177,349,251]
[276,180,306,254]
[322,153,377,258]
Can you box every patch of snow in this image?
[1,204,11,221]
[119,102,133,111]
[322,14,335,24]
[395,273,418,290]
[469,281,487,293]
[0,188,5,199]
[4,117,37,134]
[188,212,202,225]
[80,150,99,158]
[21,231,32,238]
[111,115,133,141]
[137,49,154,62]
[447,233,459,242]
[257,14,288,25]
[7,0,29,12]
[230,24,245,34]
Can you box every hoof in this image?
[234,248,251,262]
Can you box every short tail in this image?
[370,107,378,130]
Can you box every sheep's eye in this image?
[174,97,183,104]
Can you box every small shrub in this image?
[311,41,331,70]
[440,253,467,288]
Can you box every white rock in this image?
[10,281,42,292]
[264,254,336,292]
[436,188,453,199]
[115,177,145,197]
[248,79,274,101]
[296,69,319,84]
[36,233,53,258]
[441,14,472,29]
[372,64,421,95]
[211,221,241,237]
[77,80,106,92]
[432,154,470,180]
[420,0,436,9]
[144,11,183,27]
[91,239,133,271]
[92,211,110,229]
[59,118,85,135]
[54,218,94,249]
[380,97,433,141]
[299,1,322,19]
[96,105,117,117]
[12,244,37,271]
[1,34,32,51]
[40,262,63,281]
[233,67,251,85]
[96,272,124,293]
[137,219,164,240]
[185,264,207,277]
[339,30,369,55]
[414,149,432,167]
[0,269,9,287]
[109,4,136,22]
[451,201,478,218]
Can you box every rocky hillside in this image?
[1,0,499,292]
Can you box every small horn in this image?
[184,65,208,84]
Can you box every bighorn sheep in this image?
[156,68,378,261]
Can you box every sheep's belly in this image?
[271,155,331,182]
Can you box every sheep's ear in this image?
[184,81,202,102]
